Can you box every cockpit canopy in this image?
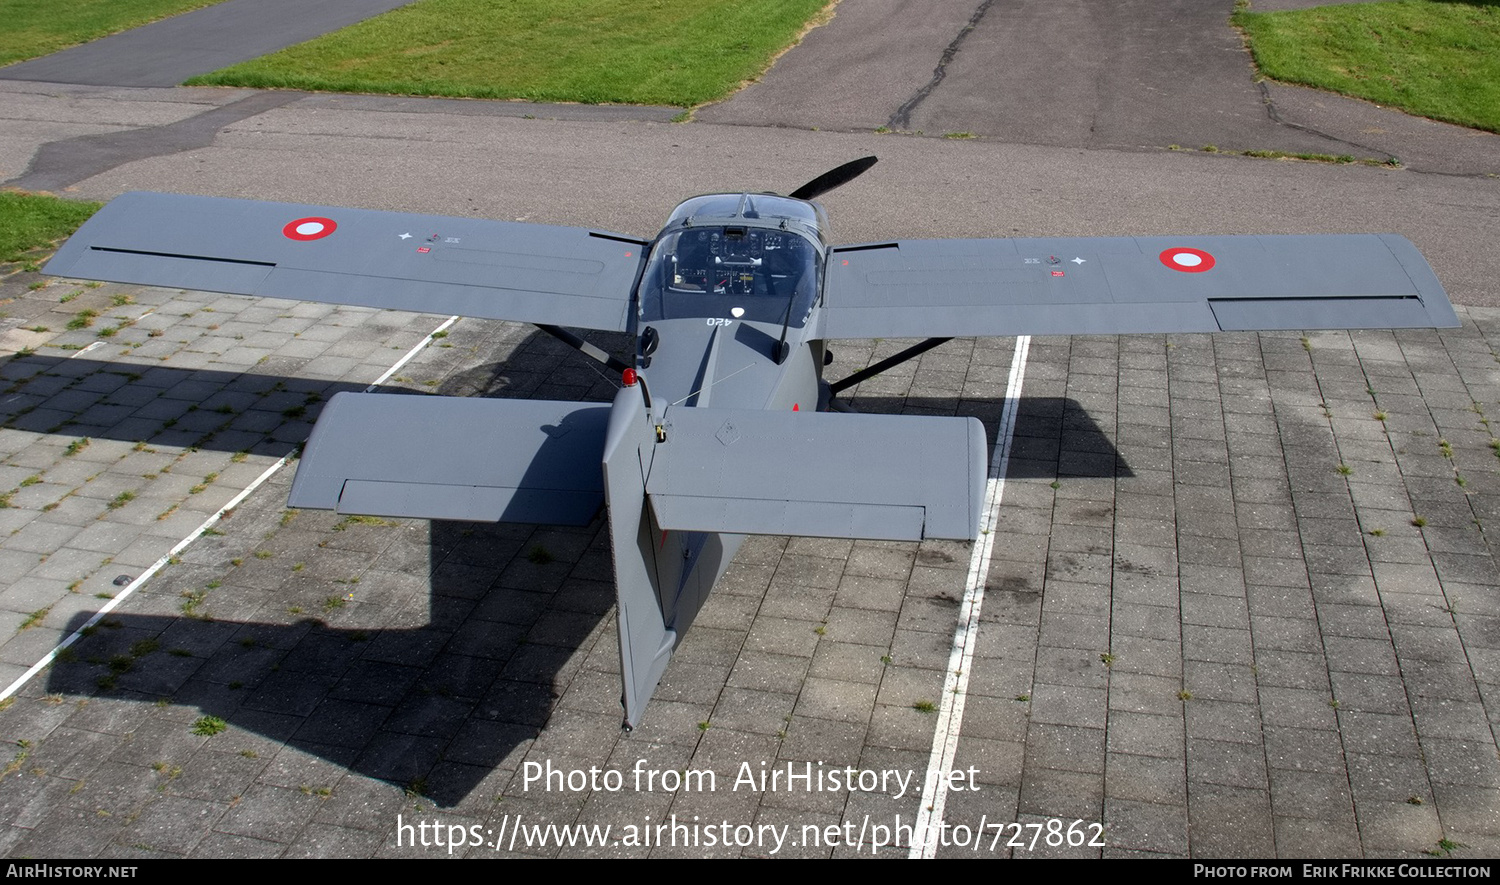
[663,193,828,237]
[638,223,822,327]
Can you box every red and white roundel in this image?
[1159,247,1215,273]
[282,217,337,241]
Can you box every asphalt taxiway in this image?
[0,0,426,89]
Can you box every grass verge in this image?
[1168,143,1401,166]
[186,0,831,107]
[1,192,100,268]
[0,0,223,69]
[1235,0,1500,134]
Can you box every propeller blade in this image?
[788,156,878,201]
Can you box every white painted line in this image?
[909,335,1030,859]
[0,455,288,701]
[69,341,104,358]
[366,316,459,391]
[0,317,460,702]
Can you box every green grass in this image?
[1236,0,1500,133]
[0,192,100,265]
[190,715,227,736]
[186,0,831,107]
[0,0,223,68]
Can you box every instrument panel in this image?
[670,228,798,295]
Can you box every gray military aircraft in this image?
[45,157,1458,727]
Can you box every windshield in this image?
[639,226,822,327]
[664,194,823,229]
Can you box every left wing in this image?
[819,234,1457,339]
[44,192,648,332]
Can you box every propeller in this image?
[788,156,878,201]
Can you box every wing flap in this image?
[822,234,1458,338]
[288,393,609,524]
[644,408,985,541]
[45,192,646,331]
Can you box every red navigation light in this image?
[622,368,638,387]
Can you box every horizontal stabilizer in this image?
[645,408,985,541]
[823,233,1458,339]
[45,192,646,332]
[289,393,609,523]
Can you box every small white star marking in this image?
[1071,257,1086,265]
[398,232,412,240]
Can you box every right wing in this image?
[44,192,648,332]
[820,234,1458,339]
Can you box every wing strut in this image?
[534,324,631,374]
[828,337,952,395]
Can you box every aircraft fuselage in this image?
[630,191,832,412]
[604,193,834,716]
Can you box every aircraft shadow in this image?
[28,328,1122,807]
[3,354,381,458]
[0,326,627,456]
[47,516,613,808]
[840,394,1131,480]
[29,327,627,807]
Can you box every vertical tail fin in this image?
[601,383,674,729]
